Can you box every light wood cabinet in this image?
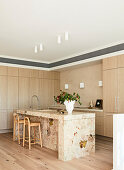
[19,68,30,77]
[42,79,49,109]
[118,54,124,68]
[0,110,8,129]
[95,112,104,136]
[29,78,40,109]
[103,69,118,113]
[43,71,51,79]
[8,67,18,76]
[39,79,44,109]
[30,69,39,78]
[48,80,54,106]
[39,70,43,79]
[0,66,60,131]
[8,76,18,110]
[104,113,113,138]
[117,68,124,113]
[0,76,8,109]
[7,110,13,129]
[103,56,118,70]
[54,72,60,80]
[54,79,60,97]
[19,77,30,109]
[0,66,7,76]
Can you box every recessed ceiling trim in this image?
[0,43,124,70]
[49,43,124,68]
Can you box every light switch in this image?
[65,84,69,89]
[98,81,103,87]
[80,82,85,88]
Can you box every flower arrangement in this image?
[54,90,82,105]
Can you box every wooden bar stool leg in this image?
[18,121,20,145]
[28,123,31,150]
[34,127,36,144]
[13,117,16,141]
[39,124,42,147]
[23,120,25,147]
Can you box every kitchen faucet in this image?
[30,95,40,110]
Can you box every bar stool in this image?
[23,117,42,150]
[13,113,25,144]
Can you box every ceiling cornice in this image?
[0,43,124,70]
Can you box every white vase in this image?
[64,100,75,115]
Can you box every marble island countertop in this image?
[48,105,103,112]
[16,109,95,120]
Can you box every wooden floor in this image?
[0,133,113,170]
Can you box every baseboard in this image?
[0,129,13,133]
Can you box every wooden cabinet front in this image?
[95,112,104,136]
[19,77,30,109]
[103,56,118,70]
[118,55,124,68]
[8,76,18,110]
[103,69,118,113]
[104,113,113,138]
[118,68,124,113]
[0,76,8,109]
[0,110,8,129]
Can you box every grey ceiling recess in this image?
[0,43,124,68]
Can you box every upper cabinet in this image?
[19,68,30,77]
[8,67,18,76]
[102,56,118,70]
[118,55,124,68]
[0,66,8,76]
[30,69,39,78]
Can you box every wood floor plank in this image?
[0,133,113,170]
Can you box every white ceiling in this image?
[0,0,124,63]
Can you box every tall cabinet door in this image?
[42,79,49,109]
[103,69,118,113]
[0,76,8,109]
[118,68,124,112]
[19,77,30,109]
[8,76,18,110]
[29,78,40,109]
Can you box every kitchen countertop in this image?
[16,109,95,120]
[48,105,103,112]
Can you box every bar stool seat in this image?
[23,117,42,150]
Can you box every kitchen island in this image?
[15,109,95,161]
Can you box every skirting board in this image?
[0,129,12,134]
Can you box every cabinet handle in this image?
[115,96,116,112]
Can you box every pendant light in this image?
[65,32,69,40]
[57,35,61,44]
[40,43,43,51]
[34,46,38,53]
